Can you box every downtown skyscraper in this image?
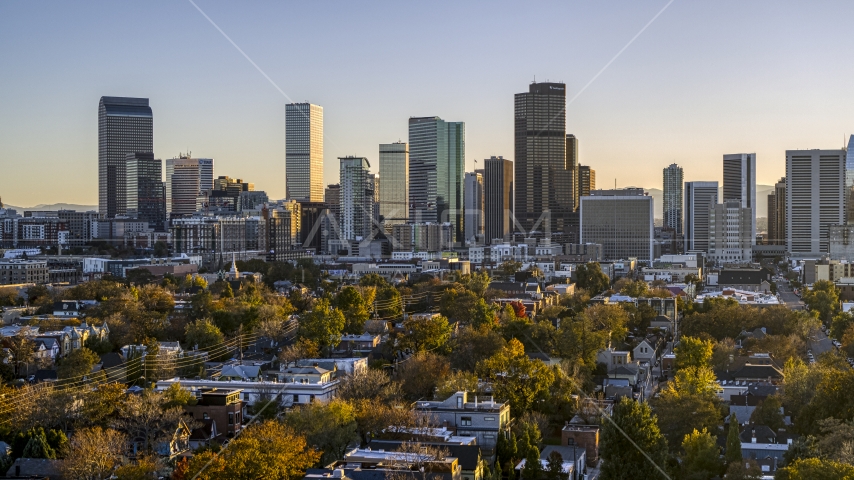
[166,155,214,218]
[286,103,324,202]
[378,142,409,227]
[339,156,375,241]
[663,164,684,236]
[484,156,513,244]
[514,82,574,236]
[723,153,757,244]
[408,116,465,242]
[685,181,718,252]
[126,152,166,231]
[786,149,845,256]
[98,96,153,218]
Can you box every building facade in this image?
[578,165,596,198]
[723,153,757,244]
[772,178,786,247]
[98,96,153,218]
[409,116,465,242]
[166,156,213,218]
[514,82,574,237]
[566,134,580,212]
[484,156,513,245]
[378,142,408,228]
[708,200,753,264]
[125,152,166,231]
[339,157,375,241]
[847,135,854,225]
[663,164,683,236]
[685,181,719,253]
[286,103,324,202]
[786,149,845,256]
[580,189,654,261]
[463,171,483,245]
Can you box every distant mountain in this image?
[3,203,98,212]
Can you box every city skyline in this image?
[5,2,854,206]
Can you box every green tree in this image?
[620,279,649,298]
[449,326,506,372]
[749,395,785,431]
[184,319,225,351]
[395,352,451,400]
[674,336,714,372]
[574,263,610,294]
[298,298,346,352]
[22,432,56,459]
[725,413,742,466]
[162,382,198,409]
[522,442,543,480]
[435,370,479,400]
[476,339,555,416]
[283,399,359,466]
[57,347,100,382]
[801,280,839,324]
[681,428,722,480]
[654,384,723,451]
[599,397,668,480]
[375,285,403,319]
[545,451,566,480]
[396,314,452,353]
[776,458,854,480]
[335,286,371,334]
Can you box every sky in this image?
[2,1,854,207]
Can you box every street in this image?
[809,329,834,356]
[776,279,804,310]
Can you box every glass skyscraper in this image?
[286,103,324,202]
[408,117,465,242]
[98,96,153,218]
[126,152,166,231]
[378,142,409,228]
[663,163,684,236]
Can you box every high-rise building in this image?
[166,156,214,218]
[846,135,854,224]
[773,178,786,247]
[125,152,166,231]
[566,134,580,212]
[580,188,653,261]
[286,103,324,202]
[578,165,596,198]
[723,153,757,244]
[514,82,574,236]
[98,96,153,218]
[378,142,409,227]
[464,171,484,244]
[767,192,778,245]
[339,156,374,241]
[484,156,513,244]
[708,200,753,264]
[685,181,719,252]
[408,116,465,242]
[786,149,845,256]
[663,164,684,236]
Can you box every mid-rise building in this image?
[663,164,683,236]
[580,189,653,261]
[339,157,375,241]
[463,171,483,245]
[685,181,719,253]
[170,216,248,269]
[723,153,757,244]
[484,156,513,244]
[125,152,166,231]
[514,82,574,236]
[378,142,408,227]
[708,200,753,264]
[98,96,153,218]
[286,103,324,202]
[391,223,453,253]
[786,149,845,256]
[166,156,214,218]
[23,210,99,247]
[578,165,596,198]
[409,116,465,242]
[0,259,49,285]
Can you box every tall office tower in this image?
[566,134,580,211]
[578,165,596,198]
[166,156,213,218]
[846,135,854,224]
[514,82,574,235]
[285,103,324,202]
[684,181,719,252]
[484,156,513,244]
[579,188,653,261]
[339,157,374,241]
[378,142,409,226]
[663,164,684,236]
[767,192,777,245]
[408,116,465,242]
[463,171,484,244]
[98,96,153,218]
[773,178,786,246]
[786,149,845,256]
[708,200,753,264]
[125,153,166,231]
[723,153,757,244]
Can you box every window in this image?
[484,434,495,440]
[203,413,209,420]
[228,413,234,425]
[485,417,495,421]
[460,417,472,426]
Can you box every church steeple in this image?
[229,253,240,279]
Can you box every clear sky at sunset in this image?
[2,1,854,206]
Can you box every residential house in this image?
[632,337,659,363]
[219,364,263,382]
[334,333,380,356]
[308,448,462,480]
[184,388,244,440]
[153,419,192,459]
[718,268,773,293]
[413,391,510,450]
[739,425,798,464]
[717,354,784,384]
[156,377,338,407]
[562,423,600,463]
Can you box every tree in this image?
[396,314,452,353]
[522,442,543,480]
[114,390,184,455]
[749,395,785,431]
[375,285,403,319]
[674,336,713,372]
[335,286,372,334]
[599,397,668,480]
[435,370,479,400]
[574,263,610,294]
[776,458,854,480]
[395,352,451,400]
[450,326,506,372]
[620,280,649,298]
[114,455,163,480]
[175,421,319,480]
[801,280,839,324]
[59,427,126,480]
[680,428,722,480]
[584,304,629,344]
[476,339,555,416]
[184,319,225,351]
[162,382,198,409]
[725,413,742,466]
[336,368,401,402]
[283,399,358,466]
[497,260,522,279]
[297,298,345,352]
[654,385,722,451]
[57,347,100,382]
[278,338,320,367]
[22,431,56,459]
[545,450,566,480]
[6,332,35,376]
